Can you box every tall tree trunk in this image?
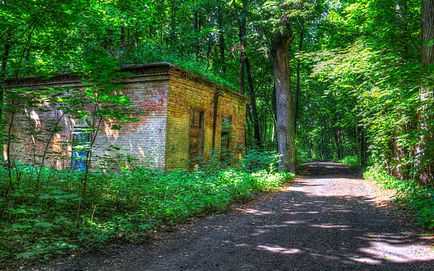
[217,1,226,76]
[238,0,261,148]
[1,40,11,162]
[359,126,367,167]
[169,0,176,49]
[334,128,342,160]
[294,27,303,135]
[194,7,201,58]
[244,57,262,148]
[422,1,434,66]
[271,27,296,172]
[419,0,434,183]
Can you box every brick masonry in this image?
[6,63,247,170]
[166,69,246,168]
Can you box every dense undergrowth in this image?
[364,166,434,230]
[334,155,361,169]
[0,151,293,267]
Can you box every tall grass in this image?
[0,151,293,267]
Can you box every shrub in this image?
[241,150,279,173]
[364,166,434,230]
[336,155,360,168]
[0,151,294,267]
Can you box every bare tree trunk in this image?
[334,128,342,160]
[36,112,66,190]
[194,7,201,58]
[238,0,261,148]
[0,42,11,161]
[169,0,176,49]
[244,57,262,148]
[419,0,434,183]
[361,127,366,167]
[217,1,226,76]
[295,27,304,135]
[271,27,297,172]
[422,1,434,66]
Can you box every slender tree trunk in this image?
[244,57,262,148]
[422,1,434,66]
[334,128,342,160]
[271,27,297,172]
[295,27,304,135]
[1,40,11,162]
[217,1,226,76]
[36,113,66,190]
[194,8,201,58]
[419,0,434,183]
[169,0,176,49]
[238,0,261,148]
[359,126,367,167]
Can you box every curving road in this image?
[46,162,434,271]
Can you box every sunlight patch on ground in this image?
[310,224,350,229]
[349,257,382,265]
[283,220,305,225]
[251,229,268,236]
[237,208,273,216]
[256,245,303,255]
[282,211,320,214]
[358,241,434,263]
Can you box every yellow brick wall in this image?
[8,64,247,170]
[165,70,247,169]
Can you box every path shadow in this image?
[219,190,433,271]
[113,177,434,271]
[37,162,433,271]
[300,161,362,179]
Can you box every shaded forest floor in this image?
[36,162,433,271]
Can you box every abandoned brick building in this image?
[7,63,248,169]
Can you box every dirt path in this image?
[42,162,433,271]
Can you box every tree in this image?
[419,0,434,182]
[237,0,262,148]
[271,15,297,172]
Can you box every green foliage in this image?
[241,150,279,173]
[297,0,433,184]
[1,0,433,266]
[336,155,360,169]
[120,44,238,91]
[0,153,294,267]
[364,166,434,230]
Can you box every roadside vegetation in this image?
[364,166,434,230]
[334,156,433,230]
[334,155,361,169]
[0,151,293,267]
[1,0,433,267]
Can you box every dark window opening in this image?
[72,128,91,171]
[221,116,232,161]
[189,109,205,164]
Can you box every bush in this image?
[336,155,360,168]
[364,166,434,230]
[0,151,294,267]
[241,150,279,173]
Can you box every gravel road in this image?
[42,162,433,271]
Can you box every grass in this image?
[0,151,294,268]
[364,165,434,230]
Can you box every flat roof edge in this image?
[122,63,248,102]
[4,62,248,102]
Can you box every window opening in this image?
[221,116,232,161]
[72,127,91,170]
[189,109,205,163]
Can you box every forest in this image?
[0,0,433,268]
